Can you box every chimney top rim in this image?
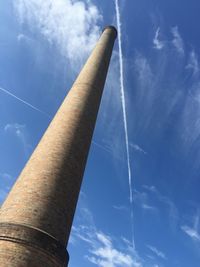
[102,26,117,38]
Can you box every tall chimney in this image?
[0,26,117,266]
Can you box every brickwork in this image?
[0,241,63,267]
[0,26,117,266]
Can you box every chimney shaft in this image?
[0,26,117,266]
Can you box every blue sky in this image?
[1,0,200,266]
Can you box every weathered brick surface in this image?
[0,26,117,266]
[0,241,63,267]
[0,222,68,265]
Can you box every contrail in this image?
[92,140,123,161]
[115,0,135,249]
[0,86,50,118]
[92,140,113,154]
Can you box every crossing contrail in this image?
[115,0,135,250]
[0,86,50,118]
[92,140,113,154]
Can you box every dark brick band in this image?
[0,222,69,266]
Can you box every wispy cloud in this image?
[134,189,148,204]
[72,214,142,267]
[133,52,166,133]
[141,204,157,211]
[4,123,31,157]
[147,245,167,260]
[130,143,147,155]
[14,0,102,69]
[135,54,153,89]
[181,225,200,241]
[113,205,129,212]
[133,189,157,213]
[143,185,157,193]
[153,26,184,55]
[142,185,178,228]
[86,232,135,267]
[14,0,125,172]
[4,123,26,139]
[14,0,125,180]
[132,25,198,149]
[143,185,177,215]
[17,33,31,43]
[153,28,165,50]
[171,26,184,55]
[186,50,200,76]
[181,212,200,242]
[146,254,155,260]
[132,29,200,173]
[70,192,163,267]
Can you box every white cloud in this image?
[142,185,178,228]
[113,205,128,212]
[89,232,135,267]
[17,34,36,46]
[72,223,163,267]
[186,50,200,75]
[13,0,124,170]
[17,33,33,43]
[4,123,31,156]
[141,204,157,211]
[181,212,200,242]
[179,78,200,155]
[133,48,185,136]
[133,53,156,131]
[134,189,148,203]
[153,26,184,55]
[130,143,147,155]
[142,185,157,193]
[181,225,200,241]
[72,225,141,267]
[134,28,200,163]
[153,28,165,50]
[4,123,26,145]
[70,193,163,267]
[4,123,25,137]
[134,189,157,213]
[14,0,102,69]
[135,54,153,87]
[143,185,176,213]
[146,254,155,260]
[147,245,167,260]
[171,26,184,55]
[17,33,26,42]
[194,213,200,230]
[96,232,112,247]
[71,193,142,267]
